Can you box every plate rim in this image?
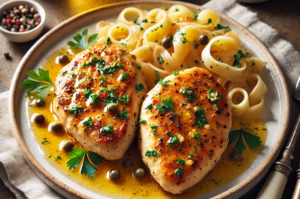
[8,1,291,198]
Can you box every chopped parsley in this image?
[70,106,83,115]
[194,109,208,128]
[100,125,114,134]
[175,168,183,178]
[104,92,118,106]
[193,12,198,20]
[133,19,140,25]
[193,43,198,49]
[81,57,106,68]
[118,95,131,104]
[101,62,124,74]
[207,18,212,24]
[55,156,62,161]
[82,117,93,128]
[100,77,106,85]
[139,120,146,124]
[218,58,223,62]
[188,154,195,159]
[177,159,185,165]
[121,43,127,47]
[107,37,112,45]
[156,79,170,86]
[151,125,158,135]
[207,88,222,107]
[180,87,198,102]
[145,103,152,110]
[61,71,67,76]
[194,133,202,139]
[120,72,129,81]
[193,144,197,153]
[145,150,157,156]
[175,8,179,12]
[229,129,262,155]
[83,88,93,98]
[41,138,49,145]
[140,27,144,31]
[181,37,187,44]
[157,56,164,64]
[155,71,159,78]
[167,134,179,146]
[117,109,129,120]
[67,148,102,179]
[89,93,99,105]
[174,70,179,76]
[215,24,230,30]
[137,65,141,70]
[155,96,174,114]
[233,50,247,68]
[99,87,116,92]
[135,83,145,92]
[142,19,148,23]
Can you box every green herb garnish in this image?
[175,168,183,178]
[70,106,84,115]
[174,70,179,76]
[167,134,179,146]
[188,154,194,159]
[145,103,152,110]
[100,77,107,85]
[120,72,129,81]
[89,93,99,105]
[215,24,230,30]
[145,150,157,156]
[177,159,185,165]
[99,87,116,92]
[194,133,202,139]
[83,88,93,98]
[233,50,246,68]
[55,156,61,161]
[121,43,127,47]
[207,88,222,107]
[140,120,146,124]
[180,87,198,102]
[207,18,212,24]
[193,12,198,20]
[135,83,145,92]
[155,96,174,114]
[229,129,262,155]
[137,65,141,70]
[104,92,118,106]
[107,37,112,45]
[157,56,164,64]
[21,68,54,100]
[67,147,102,179]
[100,125,114,134]
[81,57,106,68]
[82,117,93,128]
[101,62,123,74]
[194,108,208,128]
[67,28,98,50]
[118,95,131,104]
[117,109,129,120]
[193,43,198,49]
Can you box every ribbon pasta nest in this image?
[94,5,267,119]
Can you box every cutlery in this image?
[257,76,300,199]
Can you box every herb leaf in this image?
[207,88,222,107]
[180,87,198,102]
[229,129,262,154]
[82,117,93,128]
[117,109,129,120]
[145,150,157,156]
[100,125,114,134]
[70,106,84,115]
[145,103,152,110]
[157,56,164,64]
[174,70,179,76]
[175,168,183,178]
[83,88,93,98]
[177,159,185,165]
[155,97,174,114]
[80,155,97,179]
[215,24,230,30]
[194,109,208,128]
[21,68,54,99]
[167,134,179,146]
[140,120,146,124]
[87,151,102,165]
[233,50,246,68]
[135,83,145,92]
[68,28,98,49]
[118,95,131,104]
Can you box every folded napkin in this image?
[1,0,300,198]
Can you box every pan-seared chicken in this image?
[53,45,147,160]
[139,67,232,194]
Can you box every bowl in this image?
[0,0,46,43]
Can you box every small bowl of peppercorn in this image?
[0,0,45,43]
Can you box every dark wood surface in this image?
[0,0,299,198]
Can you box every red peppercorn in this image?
[15,21,20,25]
[20,28,24,32]
[6,18,11,24]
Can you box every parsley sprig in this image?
[229,129,262,154]
[233,50,247,68]
[21,68,54,100]
[67,148,102,179]
[67,28,98,50]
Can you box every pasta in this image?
[94,5,267,119]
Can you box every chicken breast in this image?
[53,45,147,160]
[139,67,232,194]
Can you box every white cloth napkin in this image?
[1,0,300,198]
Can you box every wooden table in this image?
[0,0,299,198]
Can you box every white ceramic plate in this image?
[9,1,290,198]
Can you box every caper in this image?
[161,35,173,49]
[59,140,74,152]
[34,99,45,107]
[57,54,69,64]
[122,158,134,168]
[199,35,209,45]
[31,113,45,124]
[105,103,118,114]
[134,168,146,179]
[230,151,241,161]
[108,170,120,181]
[49,121,63,132]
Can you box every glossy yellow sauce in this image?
[28,49,267,198]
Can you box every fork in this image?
[257,76,300,199]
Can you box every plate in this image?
[9,1,290,198]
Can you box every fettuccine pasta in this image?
[94,5,267,119]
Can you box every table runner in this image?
[1,0,300,198]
